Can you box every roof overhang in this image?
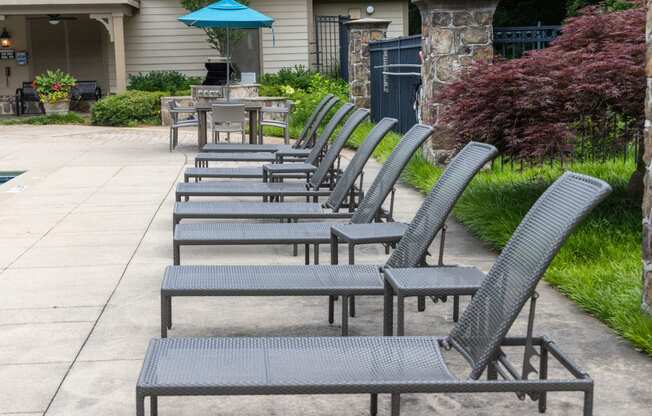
[0,1,139,16]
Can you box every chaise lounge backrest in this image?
[447,172,611,380]
[350,124,433,224]
[385,142,498,268]
[307,107,369,188]
[294,94,336,149]
[324,117,398,210]
[304,103,354,167]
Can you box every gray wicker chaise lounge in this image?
[185,102,352,182]
[194,99,345,165]
[163,141,497,337]
[138,172,611,416]
[177,105,367,203]
[172,124,433,265]
[175,118,397,211]
[200,93,336,154]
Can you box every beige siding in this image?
[314,0,407,38]
[124,0,214,78]
[250,0,311,73]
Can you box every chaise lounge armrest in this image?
[263,163,316,182]
[274,148,312,161]
[383,266,485,297]
[330,222,409,245]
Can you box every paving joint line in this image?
[42,152,189,415]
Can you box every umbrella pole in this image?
[226,26,230,101]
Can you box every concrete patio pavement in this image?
[0,125,650,416]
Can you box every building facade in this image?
[0,0,407,101]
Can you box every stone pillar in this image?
[641,1,652,314]
[346,18,391,109]
[414,0,499,163]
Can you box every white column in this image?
[112,14,127,93]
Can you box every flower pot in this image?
[43,100,70,115]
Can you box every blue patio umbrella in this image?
[178,0,274,99]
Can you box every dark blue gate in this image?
[369,35,422,133]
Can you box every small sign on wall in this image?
[0,49,15,60]
[15,51,27,65]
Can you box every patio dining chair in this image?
[168,100,197,151]
[259,102,293,144]
[138,172,611,416]
[211,103,245,144]
[184,101,350,182]
[201,94,336,154]
[193,102,352,167]
[178,105,362,205]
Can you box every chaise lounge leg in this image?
[370,394,378,416]
[150,396,158,416]
[173,243,180,265]
[391,393,401,416]
[538,344,548,413]
[583,386,593,416]
[397,296,405,336]
[349,296,355,318]
[304,244,310,265]
[453,295,460,322]
[328,296,335,324]
[136,392,145,416]
[383,280,394,336]
[341,295,349,336]
[417,296,425,312]
[314,244,319,265]
[160,295,168,338]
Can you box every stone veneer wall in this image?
[642,1,652,314]
[347,19,391,109]
[414,0,498,163]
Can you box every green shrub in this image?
[259,68,349,140]
[127,71,201,95]
[91,91,165,127]
[260,65,315,91]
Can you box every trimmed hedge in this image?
[91,91,165,127]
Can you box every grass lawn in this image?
[338,121,652,355]
[408,155,652,356]
[0,112,88,126]
[267,112,652,355]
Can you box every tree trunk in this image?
[641,0,652,314]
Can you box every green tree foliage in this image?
[179,0,250,54]
[566,0,635,16]
[494,0,566,26]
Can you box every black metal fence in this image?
[314,15,350,80]
[493,24,562,59]
[494,116,643,170]
[369,35,422,133]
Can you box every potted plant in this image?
[33,69,76,115]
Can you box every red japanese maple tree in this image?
[437,1,645,161]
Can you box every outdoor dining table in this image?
[194,101,263,149]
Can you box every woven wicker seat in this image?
[138,337,454,398]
